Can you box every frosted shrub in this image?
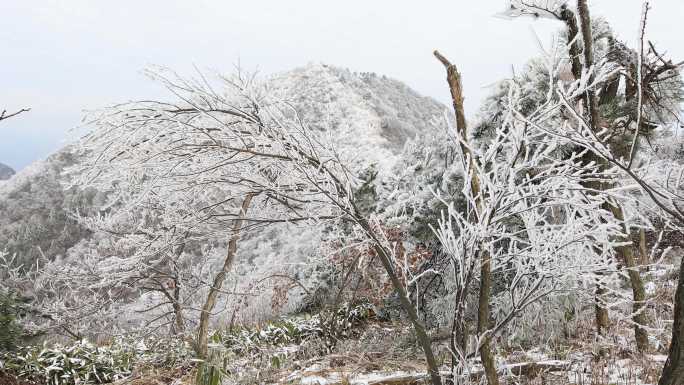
[0,337,191,385]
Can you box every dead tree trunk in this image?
[195,193,254,359]
[434,50,499,385]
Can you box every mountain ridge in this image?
[269,63,446,174]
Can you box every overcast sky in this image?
[1,1,681,171]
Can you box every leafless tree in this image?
[68,67,443,384]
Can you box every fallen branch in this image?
[283,360,571,385]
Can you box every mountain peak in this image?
[268,63,447,173]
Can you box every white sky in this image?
[1,0,682,170]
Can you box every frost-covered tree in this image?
[543,52,684,385]
[496,0,683,352]
[497,3,683,381]
[65,67,350,357]
[350,117,466,323]
[65,67,443,383]
[433,46,636,384]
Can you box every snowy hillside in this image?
[268,64,446,173]
[0,150,98,268]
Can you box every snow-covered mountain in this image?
[0,63,446,276]
[0,162,14,180]
[0,64,449,333]
[0,150,97,268]
[268,64,446,173]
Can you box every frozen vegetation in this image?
[1,1,684,385]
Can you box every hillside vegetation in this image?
[2,2,684,385]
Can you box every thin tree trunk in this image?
[170,241,188,336]
[449,306,468,376]
[599,39,621,107]
[577,0,600,130]
[609,204,649,352]
[573,2,651,346]
[434,50,499,385]
[354,215,442,385]
[593,277,611,336]
[562,3,611,338]
[659,257,684,385]
[639,228,649,266]
[589,31,648,348]
[559,6,582,81]
[172,278,185,335]
[579,0,650,348]
[449,266,469,376]
[195,194,254,359]
[593,282,610,335]
[295,137,442,384]
[477,250,499,385]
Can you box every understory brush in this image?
[0,337,191,385]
